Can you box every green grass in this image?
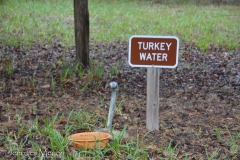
[0,0,74,47]
[1,109,238,159]
[0,0,239,50]
[1,111,150,159]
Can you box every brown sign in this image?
[128,36,179,68]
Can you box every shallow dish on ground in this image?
[68,132,110,149]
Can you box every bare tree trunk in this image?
[73,0,89,67]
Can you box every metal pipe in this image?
[106,81,118,129]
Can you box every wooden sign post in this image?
[147,67,159,130]
[128,35,179,130]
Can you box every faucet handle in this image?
[109,81,118,90]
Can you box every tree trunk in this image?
[73,0,89,67]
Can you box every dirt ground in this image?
[0,41,239,159]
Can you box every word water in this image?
[140,53,167,61]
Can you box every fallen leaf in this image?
[65,81,73,87]
[41,84,50,89]
[22,101,29,105]
[59,120,67,125]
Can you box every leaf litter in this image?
[0,40,239,159]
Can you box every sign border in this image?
[128,35,179,68]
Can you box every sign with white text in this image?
[128,35,179,68]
